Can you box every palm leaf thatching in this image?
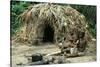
[12,3,92,45]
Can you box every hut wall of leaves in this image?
[13,3,91,45]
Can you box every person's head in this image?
[78,31,85,38]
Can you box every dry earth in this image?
[11,41,96,66]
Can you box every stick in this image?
[45,51,61,56]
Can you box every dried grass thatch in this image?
[12,3,92,45]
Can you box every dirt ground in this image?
[11,41,96,66]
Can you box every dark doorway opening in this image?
[43,24,54,43]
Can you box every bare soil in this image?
[11,41,96,66]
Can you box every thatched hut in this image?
[13,3,91,46]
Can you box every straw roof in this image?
[12,3,91,44]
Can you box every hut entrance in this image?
[43,24,54,43]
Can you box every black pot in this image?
[32,53,43,62]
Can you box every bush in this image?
[11,1,32,35]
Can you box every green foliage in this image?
[11,1,32,35]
